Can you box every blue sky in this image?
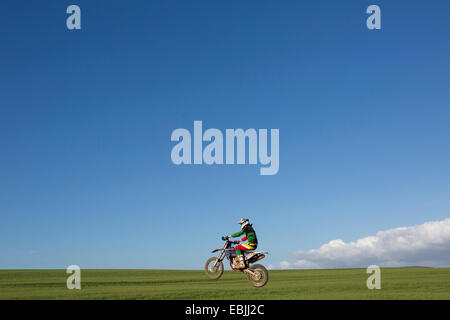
[1,1,449,269]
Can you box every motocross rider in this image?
[227,218,258,269]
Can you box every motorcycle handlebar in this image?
[221,236,239,245]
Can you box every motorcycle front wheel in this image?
[204,257,224,280]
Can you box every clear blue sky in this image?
[1,0,449,269]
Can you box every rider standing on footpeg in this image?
[227,218,258,269]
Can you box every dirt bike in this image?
[204,236,269,287]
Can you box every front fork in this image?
[212,251,225,270]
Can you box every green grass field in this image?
[1,268,449,300]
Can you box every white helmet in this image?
[237,218,249,229]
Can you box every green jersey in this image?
[231,225,258,244]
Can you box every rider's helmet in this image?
[237,218,249,230]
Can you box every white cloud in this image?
[276,218,450,269]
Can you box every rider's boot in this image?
[231,257,238,269]
[237,254,245,268]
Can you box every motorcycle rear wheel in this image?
[204,257,224,280]
[247,264,269,287]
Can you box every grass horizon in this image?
[0,265,444,271]
[1,267,449,300]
